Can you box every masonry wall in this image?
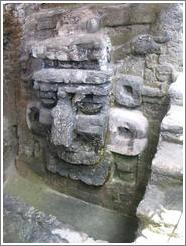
[3,3,183,221]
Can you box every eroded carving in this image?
[108,108,148,156]
[25,7,150,186]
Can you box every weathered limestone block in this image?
[31,34,109,67]
[145,53,158,69]
[51,94,75,147]
[101,4,168,27]
[141,84,167,98]
[136,183,183,244]
[116,56,145,77]
[86,18,100,33]
[131,34,161,55]
[155,64,173,82]
[136,136,183,243]
[54,144,100,165]
[58,83,111,96]
[168,73,183,106]
[160,73,183,144]
[144,68,157,84]
[33,68,111,84]
[161,105,183,144]
[76,113,108,141]
[47,153,113,186]
[108,108,148,156]
[114,75,143,107]
[136,138,183,243]
[136,66,183,244]
[152,141,183,178]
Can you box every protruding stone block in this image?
[155,64,173,82]
[33,68,111,84]
[152,141,183,178]
[58,83,111,96]
[76,113,107,143]
[131,34,161,55]
[161,105,183,144]
[108,108,148,156]
[51,97,75,147]
[47,153,113,186]
[114,75,143,107]
[168,73,184,106]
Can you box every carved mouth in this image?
[78,102,102,114]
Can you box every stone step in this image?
[4,167,137,243]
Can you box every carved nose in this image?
[51,97,75,148]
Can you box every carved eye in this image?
[118,126,133,138]
[123,85,133,96]
[29,107,39,122]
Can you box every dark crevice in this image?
[44,58,101,70]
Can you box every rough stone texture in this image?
[33,68,111,84]
[108,108,148,156]
[161,73,183,144]
[152,141,183,178]
[168,73,184,106]
[114,74,143,107]
[47,152,113,186]
[4,194,106,243]
[135,72,183,244]
[131,34,161,55]
[3,3,183,243]
[51,98,75,147]
[161,105,183,144]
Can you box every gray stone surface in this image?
[33,68,111,84]
[47,153,113,186]
[100,4,167,27]
[4,168,138,243]
[145,53,158,69]
[155,64,174,82]
[86,17,100,33]
[168,73,183,106]
[76,112,108,143]
[108,108,148,156]
[161,105,183,144]
[58,83,112,96]
[51,97,75,147]
[30,33,110,69]
[3,194,106,243]
[141,85,167,98]
[131,34,161,55]
[114,74,143,107]
[4,3,183,237]
[152,141,183,178]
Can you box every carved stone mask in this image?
[26,8,148,186]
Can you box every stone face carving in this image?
[108,108,148,156]
[26,11,114,183]
[25,7,149,186]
